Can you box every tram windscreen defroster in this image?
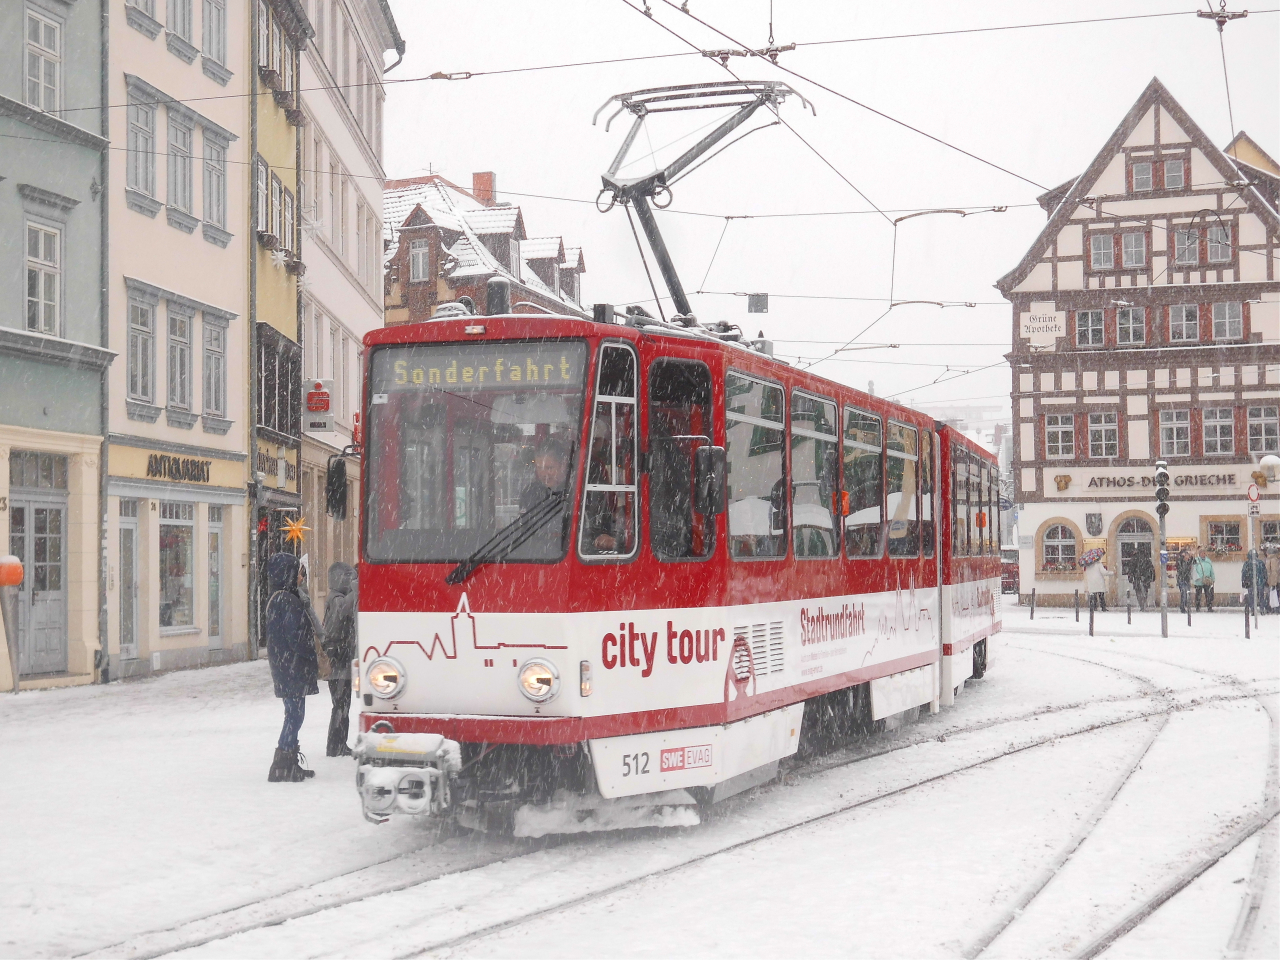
[363,341,588,563]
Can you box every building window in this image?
[282,37,295,94]
[1042,524,1076,572]
[1090,234,1113,270]
[409,239,430,282]
[255,159,269,233]
[1159,409,1190,457]
[257,326,302,438]
[128,300,155,402]
[1088,412,1119,459]
[25,223,59,336]
[1174,229,1197,265]
[158,501,195,628]
[1212,301,1242,340]
[127,99,157,196]
[1164,159,1184,190]
[1203,407,1234,455]
[168,118,193,213]
[208,505,223,642]
[1207,225,1231,263]
[329,164,339,246]
[256,0,269,67]
[1121,232,1145,268]
[203,139,226,227]
[167,310,192,410]
[203,322,226,417]
[356,199,367,279]
[270,175,283,238]
[1117,307,1145,344]
[1045,414,1074,458]
[1076,309,1104,347]
[168,0,192,41]
[1261,520,1280,549]
[271,14,283,74]
[202,0,226,63]
[282,188,294,255]
[1248,405,1279,453]
[1207,521,1242,554]
[25,9,60,113]
[1131,161,1152,191]
[1169,304,1198,342]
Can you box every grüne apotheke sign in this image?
[1045,466,1250,497]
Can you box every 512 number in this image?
[621,752,649,777]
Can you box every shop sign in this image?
[1019,301,1065,348]
[1046,466,1247,497]
[146,453,211,483]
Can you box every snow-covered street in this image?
[2,606,1275,960]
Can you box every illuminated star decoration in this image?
[282,515,310,544]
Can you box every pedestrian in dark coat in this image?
[322,562,358,757]
[265,552,318,782]
[1241,549,1268,615]
[1175,548,1194,614]
[1128,551,1155,612]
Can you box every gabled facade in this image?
[998,78,1279,605]
[382,173,588,323]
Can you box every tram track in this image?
[84,650,1276,959]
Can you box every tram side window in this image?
[886,422,919,557]
[791,392,840,558]
[985,464,996,556]
[951,444,968,558]
[580,344,638,560]
[976,462,989,555]
[726,373,787,559]
[920,431,935,558]
[649,359,715,561]
[843,408,883,558]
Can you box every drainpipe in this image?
[247,12,260,661]
[96,0,110,683]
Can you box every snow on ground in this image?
[0,605,1275,959]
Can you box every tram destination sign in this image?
[371,341,586,396]
[1044,465,1248,498]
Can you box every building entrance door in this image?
[1118,517,1155,592]
[8,499,68,675]
[119,509,139,660]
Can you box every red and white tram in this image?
[348,305,1001,831]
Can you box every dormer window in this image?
[409,239,430,281]
[1164,159,1184,190]
[1131,161,1152,192]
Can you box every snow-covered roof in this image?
[520,237,564,261]
[561,246,584,272]
[462,205,523,236]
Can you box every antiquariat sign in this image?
[1044,466,1251,498]
[108,444,243,489]
[1019,300,1066,349]
[146,453,211,483]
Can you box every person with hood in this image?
[1084,556,1110,612]
[322,562,358,757]
[265,552,318,782]
[1128,549,1155,612]
[1175,547,1195,614]
[1193,547,1216,612]
[1241,549,1269,615]
[1266,545,1280,615]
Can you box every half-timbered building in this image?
[997,78,1279,606]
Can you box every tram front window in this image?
[364,341,588,563]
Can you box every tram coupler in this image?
[353,731,462,825]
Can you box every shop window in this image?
[1261,520,1279,549]
[1117,307,1145,344]
[159,501,195,629]
[1046,414,1074,458]
[1042,524,1076,571]
[1206,521,1241,554]
[1169,304,1198,341]
[579,345,637,561]
[649,359,714,561]
[1088,412,1119,458]
[1202,408,1234,455]
[725,373,786,559]
[1212,302,1242,340]
[208,505,223,642]
[1248,405,1279,453]
[790,392,839,559]
[886,422,919,557]
[843,409,883,558]
[1159,409,1189,457]
[1076,310,1103,346]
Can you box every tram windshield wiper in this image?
[445,492,567,585]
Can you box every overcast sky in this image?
[381,1,1279,413]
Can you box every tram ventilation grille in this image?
[736,621,785,676]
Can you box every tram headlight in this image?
[518,658,560,703]
[367,657,406,700]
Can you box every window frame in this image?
[577,341,640,564]
[168,0,193,41]
[408,239,430,281]
[1121,231,1146,269]
[203,137,226,228]
[1131,161,1152,192]
[1045,413,1074,459]
[1090,233,1114,271]
[1202,407,1234,456]
[25,221,60,337]
[127,299,156,404]
[1076,309,1104,347]
[790,389,841,562]
[1117,306,1145,345]
[844,406,885,560]
[254,158,270,233]
[1212,301,1242,341]
[167,307,193,411]
[648,357,716,564]
[202,319,227,418]
[1169,303,1198,342]
[202,0,227,64]
[725,369,788,562]
[1088,411,1119,459]
[158,500,196,631]
[1164,158,1184,190]
[1042,523,1077,572]
[25,7,60,114]
[1207,224,1231,263]
[127,98,157,197]
[1159,409,1190,457]
[885,419,921,559]
[168,113,194,214]
[1247,405,1279,454]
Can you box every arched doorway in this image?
[1117,517,1154,580]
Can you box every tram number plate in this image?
[621,752,650,777]
[660,745,713,772]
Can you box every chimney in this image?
[473,172,496,207]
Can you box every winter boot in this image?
[268,747,300,782]
[293,750,317,779]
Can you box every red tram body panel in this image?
[350,314,1001,824]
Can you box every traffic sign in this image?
[1248,483,1260,503]
[1249,503,1260,516]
